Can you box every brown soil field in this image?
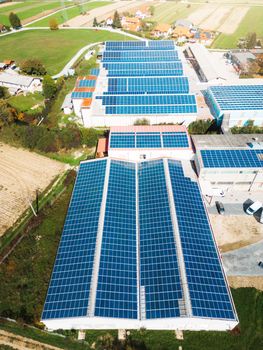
[0,143,66,237]
[209,214,263,253]
[228,276,263,291]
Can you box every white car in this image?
[246,201,262,215]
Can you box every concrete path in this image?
[222,239,263,276]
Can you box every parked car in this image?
[215,201,225,215]
[258,261,263,268]
[246,201,262,215]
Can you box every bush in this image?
[134,118,150,126]
[0,100,17,127]
[188,119,214,134]
[20,59,46,76]
[81,128,99,147]
[0,86,9,99]
[42,75,57,99]
[49,18,58,30]
[231,120,263,134]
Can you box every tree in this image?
[112,11,121,28]
[134,118,150,125]
[0,100,17,127]
[49,18,58,30]
[149,5,155,16]
[188,119,213,134]
[93,17,98,27]
[20,59,47,76]
[42,75,57,99]
[246,32,257,49]
[0,86,9,99]
[9,12,21,29]
[81,127,99,147]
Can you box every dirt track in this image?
[0,143,66,237]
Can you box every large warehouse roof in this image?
[92,41,197,119]
[42,158,238,331]
[109,125,191,149]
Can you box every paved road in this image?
[222,239,263,276]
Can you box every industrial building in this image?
[205,84,263,127]
[107,125,194,161]
[72,40,197,127]
[42,158,238,331]
[192,134,263,191]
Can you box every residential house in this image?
[152,23,173,38]
[0,72,42,94]
[172,25,193,40]
[228,51,256,74]
[0,24,7,33]
[193,30,213,46]
[121,16,141,32]
[105,17,113,27]
[135,5,150,19]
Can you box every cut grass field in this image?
[8,92,44,114]
[0,1,64,26]
[150,2,200,24]
[29,1,111,27]
[212,6,263,49]
[0,29,133,75]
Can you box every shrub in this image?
[81,127,99,147]
[20,59,46,76]
[42,75,57,99]
[134,118,150,126]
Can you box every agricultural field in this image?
[0,0,67,26]
[212,6,263,49]
[29,1,111,27]
[0,143,66,237]
[149,2,199,24]
[0,29,132,75]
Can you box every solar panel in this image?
[110,133,136,148]
[95,160,137,319]
[78,80,96,87]
[71,91,93,99]
[136,133,162,148]
[91,68,100,76]
[207,85,263,111]
[101,94,195,106]
[162,132,189,148]
[201,149,263,168]
[102,50,179,63]
[106,105,197,115]
[105,40,175,51]
[42,160,107,320]
[106,77,189,94]
[139,159,183,319]
[168,160,236,319]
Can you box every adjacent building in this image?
[192,134,263,192]
[0,72,41,94]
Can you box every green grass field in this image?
[0,29,132,75]
[212,6,263,49]
[0,1,64,26]
[8,92,44,114]
[29,1,111,27]
[150,2,199,24]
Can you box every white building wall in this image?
[199,168,263,191]
[72,99,83,117]
[81,112,197,127]
[225,110,263,127]
[43,315,238,331]
[109,149,194,161]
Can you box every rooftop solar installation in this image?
[71,91,93,99]
[105,40,175,51]
[106,77,189,94]
[200,149,263,168]
[42,158,238,330]
[102,50,179,63]
[101,94,195,106]
[105,105,197,115]
[90,68,100,76]
[207,85,263,111]
[110,131,189,149]
[78,79,96,88]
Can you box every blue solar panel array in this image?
[139,160,183,318]
[42,158,237,323]
[105,40,175,51]
[201,149,263,168]
[106,77,189,94]
[91,68,100,76]
[207,85,263,111]
[71,91,93,99]
[168,160,236,319]
[95,161,137,319]
[42,160,107,320]
[97,40,197,116]
[78,79,96,87]
[110,131,189,149]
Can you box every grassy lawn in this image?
[150,3,199,24]
[0,1,63,26]
[29,1,111,27]
[0,29,133,75]
[212,6,263,49]
[8,92,44,114]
